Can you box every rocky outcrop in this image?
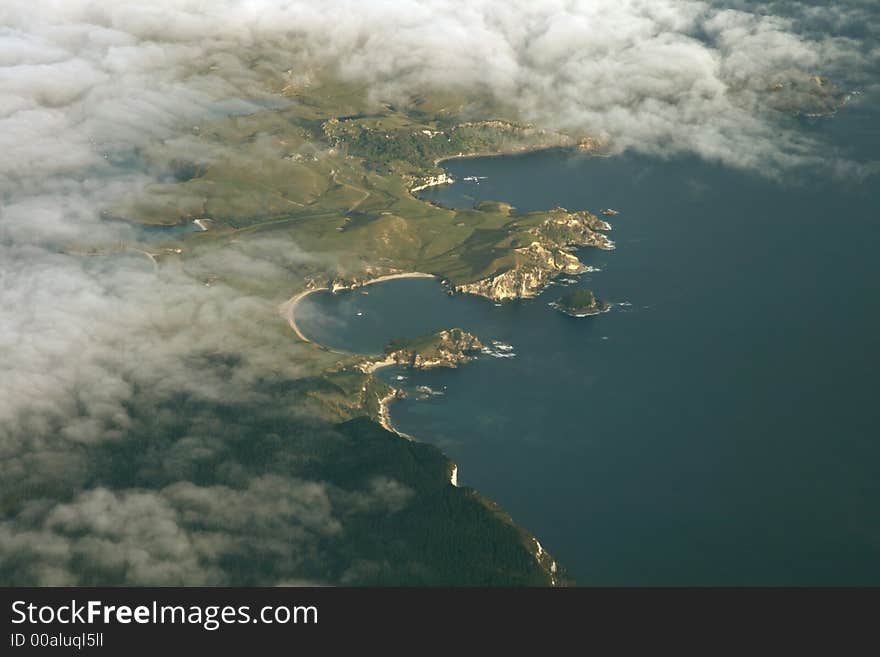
[457,243,587,300]
[384,328,483,370]
[456,210,614,301]
[577,136,603,152]
[551,288,610,317]
[410,172,454,192]
[529,209,612,246]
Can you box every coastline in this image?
[341,271,436,288]
[281,272,434,440]
[281,271,437,344]
[376,388,414,440]
[280,286,329,343]
[433,141,606,168]
[360,354,396,374]
[375,390,465,496]
[434,145,569,168]
[278,262,564,583]
[361,356,413,439]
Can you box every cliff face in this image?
[385,328,483,370]
[457,242,585,300]
[456,209,613,301]
[531,209,612,242]
[410,172,454,192]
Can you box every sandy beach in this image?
[376,388,416,440]
[359,355,396,374]
[280,286,329,343]
[345,271,435,287]
[281,272,436,344]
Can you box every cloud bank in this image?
[0,0,876,584]
[1,0,876,194]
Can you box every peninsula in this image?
[382,328,484,370]
[77,71,621,586]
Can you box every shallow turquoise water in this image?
[296,102,880,585]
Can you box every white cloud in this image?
[1,0,874,191]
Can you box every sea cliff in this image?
[454,209,613,301]
[382,328,483,370]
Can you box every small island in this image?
[551,288,610,317]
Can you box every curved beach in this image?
[281,272,436,344]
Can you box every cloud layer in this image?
[1,0,876,193]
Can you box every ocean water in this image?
[295,100,880,585]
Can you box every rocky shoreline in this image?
[357,327,483,437]
[453,209,614,301]
[279,160,617,586]
[380,328,483,370]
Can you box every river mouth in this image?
[295,114,880,585]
